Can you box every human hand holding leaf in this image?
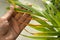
[0,5,31,40]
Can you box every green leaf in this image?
[45,3,60,26]
[31,15,56,32]
[32,32,60,36]
[28,25,50,32]
[21,34,57,40]
[14,1,46,17]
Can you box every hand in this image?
[0,6,32,40]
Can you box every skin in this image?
[0,5,32,40]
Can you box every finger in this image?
[8,11,18,21]
[11,18,20,35]
[19,16,32,32]
[11,5,20,18]
[1,5,14,20]
[14,13,24,20]
[18,13,30,24]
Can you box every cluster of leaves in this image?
[8,0,60,40]
[51,0,60,11]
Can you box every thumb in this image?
[1,5,14,20]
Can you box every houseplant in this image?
[8,0,60,40]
